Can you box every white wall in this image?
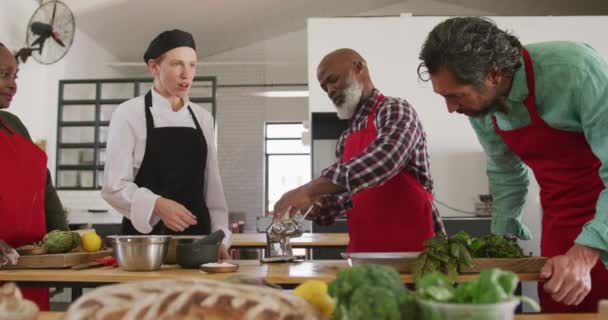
[0,0,124,213]
[198,31,309,231]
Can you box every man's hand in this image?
[0,240,18,267]
[219,244,231,260]
[154,197,198,232]
[540,244,600,306]
[273,186,315,217]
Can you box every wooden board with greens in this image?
[413,231,538,280]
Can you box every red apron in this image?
[0,117,50,310]
[343,94,435,252]
[492,48,608,313]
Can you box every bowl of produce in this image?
[415,269,539,320]
[418,298,520,320]
[107,235,170,271]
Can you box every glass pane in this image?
[195,102,213,114]
[266,139,310,154]
[97,170,104,188]
[190,80,213,97]
[63,83,96,100]
[101,82,134,100]
[100,104,119,122]
[266,123,305,138]
[98,127,109,144]
[267,155,311,210]
[61,105,95,122]
[139,81,154,94]
[97,148,106,166]
[60,127,95,144]
[59,149,94,165]
[58,170,94,188]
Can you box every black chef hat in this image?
[143,29,196,63]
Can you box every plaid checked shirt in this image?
[314,89,445,234]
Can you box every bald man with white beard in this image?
[274,48,445,252]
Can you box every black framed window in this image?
[56,77,216,190]
[264,122,311,213]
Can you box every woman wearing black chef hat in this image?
[102,30,231,258]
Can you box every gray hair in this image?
[418,17,522,85]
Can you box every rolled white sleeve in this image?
[101,102,160,234]
[200,113,232,247]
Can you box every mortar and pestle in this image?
[175,230,225,269]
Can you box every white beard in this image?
[335,81,363,120]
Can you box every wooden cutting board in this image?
[459,257,548,274]
[4,249,113,269]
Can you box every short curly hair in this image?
[418,17,522,85]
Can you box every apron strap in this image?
[186,106,203,135]
[144,90,201,134]
[144,90,155,130]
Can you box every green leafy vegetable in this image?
[328,264,417,320]
[470,234,525,258]
[414,232,526,280]
[416,268,540,320]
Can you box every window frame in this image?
[263,121,310,213]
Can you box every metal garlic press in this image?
[261,205,314,263]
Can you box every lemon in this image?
[293,280,334,318]
[81,232,102,252]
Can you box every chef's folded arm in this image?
[574,69,608,268]
[469,116,532,240]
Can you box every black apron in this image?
[121,91,211,235]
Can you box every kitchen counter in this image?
[232,233,348,248]
[36,311,598,319]
[0,260,540,285]
[515,315,598,319]
[38,312,63,320]
[66,210,123,225]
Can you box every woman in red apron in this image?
[0,42,61,311]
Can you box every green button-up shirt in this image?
[469,41,608,268]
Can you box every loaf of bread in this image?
[65,278,321,320]
[0,282,39,320]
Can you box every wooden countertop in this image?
[0,260,540,285]
[37,311,598,319]
[515,315,598,319]
[38,312,63,320]
[231,233,349,248]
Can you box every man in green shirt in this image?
[419,17,608,313]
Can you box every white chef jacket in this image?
[101,88,232,246]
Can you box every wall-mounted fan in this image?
[15,0,75,65]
